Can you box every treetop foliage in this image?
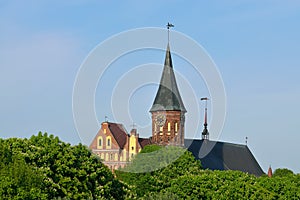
[116,144,300,199]
[1,135,299,200]
[0,132,127,200]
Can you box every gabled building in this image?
[89,122,150,170]
[90,41,264,176]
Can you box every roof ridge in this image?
[107,123,128,149]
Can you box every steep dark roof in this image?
[150,44,186,112]
[184,139,265,176]
[138,138,151,148]
[108,122,128,149]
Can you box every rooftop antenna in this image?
[166,22,174,44]
[201,97,209,140]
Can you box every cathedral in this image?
[89,40,264,176]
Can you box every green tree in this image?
[116,145,202,198]
[0,141,47,199]
[117,144,300,200]
[0,133,128,200]
[163,170,276,200]
[273,168,294,177]
[256,173,300,199]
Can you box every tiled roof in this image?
[185,139,265,176]
[138,138,151,148]
[150,44,186,112]
[108,122,128,149]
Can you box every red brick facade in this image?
[89,44,186,170]
[151,110,185,146]
[89,122,150,170]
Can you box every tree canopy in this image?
[1,135,299,199]
[116,145,300,199]
[0,132,127,200]
[116,144,203,198]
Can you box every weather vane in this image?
[166,22,174,43]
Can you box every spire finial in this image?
[131,122,136,129]
[104,116,108,122]
[201,97,209,140]
[166,22,174,44]
[245,136,248,145]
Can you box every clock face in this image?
[156,114,166,126]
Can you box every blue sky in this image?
[1,1,300,173]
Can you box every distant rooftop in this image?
[185,139,265,176]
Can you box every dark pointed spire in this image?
[150,44,186,112]
[164,44,173,69]
[201,97,209,140]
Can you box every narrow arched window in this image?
[97,136,103,149]
[106,136,112,149]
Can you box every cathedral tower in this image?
[150,44,186,146]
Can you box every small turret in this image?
[268,165,273,177]
[201,97,209,140]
